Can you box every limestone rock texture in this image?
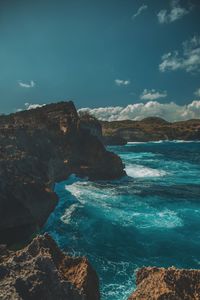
[0,101,125,245]
[0,234,100,300]
[128,266,200,300]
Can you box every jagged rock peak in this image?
[0,234,100,300]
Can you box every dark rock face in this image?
[128,267,200,300]
[102,135,127,146]
[79,114,102,139]
[0,234,100,300]
[79,113,127,146]
[0,101,125,244]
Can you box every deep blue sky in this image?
[0,0,200,113]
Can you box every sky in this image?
[0,0,200,120]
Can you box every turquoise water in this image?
[44,141,200,300]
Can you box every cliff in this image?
[128,266,200,300]
[102,117,200,142]
[0,234,100,300]
[79,113,102,139]
[78,113,127,145]
[0,101,125,245]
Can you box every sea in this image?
[44,141,200,300]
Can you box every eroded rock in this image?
[128,266,200,300]
[0,234,100,300]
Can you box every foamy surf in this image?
[133,209,183,229]
[61,203,80,224]
[127,140,200,144]
[125,164,167,178]
[43,141,200,300]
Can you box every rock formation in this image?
[78,112,127,145]
[79,113,102,139]
[102,135,127,146]
[128,266,200,300]
[0,101,125,245]
[102,118,200,142]
[0,234,100,300]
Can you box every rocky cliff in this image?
[128,266,200,300]
[0,234,100,300]
[0,101,125,245]
[78,113,127,145]
[102,117,200,142]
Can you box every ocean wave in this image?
[127,140,200,144]
[125,164,167,178]
[133,209,183,229]
[169,140,200,143]
[120,152,156,160]
[61,203,80,224]
[44,142,200,300]
[127,142,146,145]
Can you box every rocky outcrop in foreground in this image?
[0,234,100,300]
[129,266,200,300]
[0,101,125,245]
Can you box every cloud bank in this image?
[140,89,167,100]
[157,0,191,24]
[115,79,130,86]
[78,100,200,122]
[159,36,200,73]
[18,80,35,88]
[132,4,148,20]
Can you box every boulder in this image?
[0,234,100,300]
[128,266,200,300]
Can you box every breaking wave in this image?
[125,164,167,178]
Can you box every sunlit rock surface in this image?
[128,266,200,300]
[0,234,100,300]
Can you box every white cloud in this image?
[78,100,200,122]
[24,103,45,110]
[157,0,191,24]
[16,103,45,112]
[140,89,167,100]
[18,80,35,88]
[159,36,200,73]
[115,79,130,86]
[194,88,200,98]
[132,4,148,20]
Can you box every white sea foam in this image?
[127,142,146,145]
[127,141,166,144]
[127,140,200,144]
[125,164,167,178]
[134,209,183,229]
[170,140,200,143]
[61,203,80,224]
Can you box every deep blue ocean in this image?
[44,141,200,300]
